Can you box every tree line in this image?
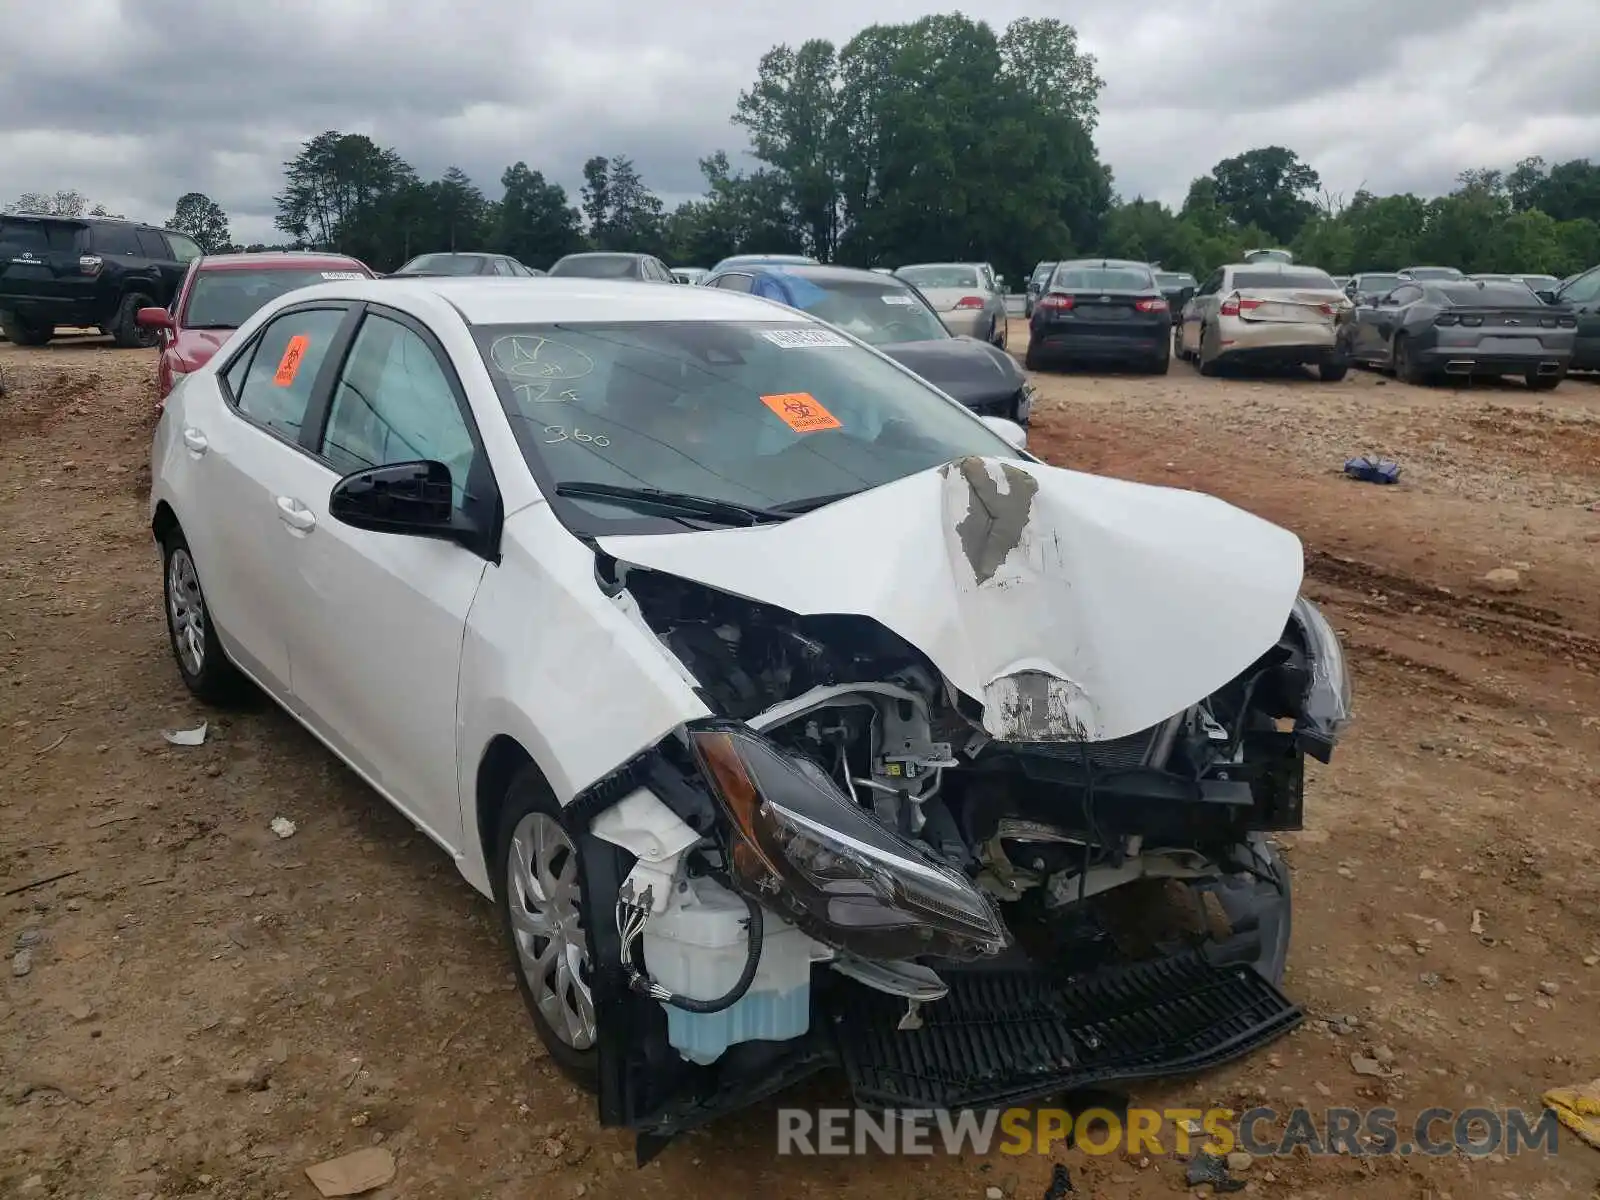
[10,13,1600,282]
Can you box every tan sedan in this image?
[1177,263,1354,381]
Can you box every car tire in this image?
[1318,359,1350,383]
[1023,341,1044,372]
[1525,371,1562,391]
[1197,324,1221,376]
[1147,347,1171,375]
[1,313,53,346]
[994,318,1007,351]
[112,291,159,350]
[1392,335,1425,385]
[496,766,601,1091]
[161,527,247,704]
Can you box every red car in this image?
[138,251,373,405]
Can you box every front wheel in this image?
[1526,371,1562,391]
[1,313,52,346]
[497,768,600,1090]
[161,528,245,703]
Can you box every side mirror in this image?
[980,415,1028,451]
[329,460,459,539]
[1535,289,1557,304]
[137,307,173,330]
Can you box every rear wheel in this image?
[1,313,52,346]
[1318,358,1350,383]
[1392,335,1425,385]
[496,767,600,1090]
[161,528,246,703]
[1146,345,1171,374]
[1526,371,1562,391]
[1023,340,1045,372]
[112,292,158,349]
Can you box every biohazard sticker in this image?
[761,328,850,349]
[760,392,842,434]
[272,335,310,387]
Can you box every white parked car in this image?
[149,277,1350,1149]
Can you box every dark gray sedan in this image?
[1341,278,1576,389]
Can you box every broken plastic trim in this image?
[1288,597,1352,763]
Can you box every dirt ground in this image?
[3,321,1598,1199]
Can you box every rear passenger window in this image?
[715,274,755,293]
[229,307,347,442]
[92,224,143,256]
[166,233,202,264]
[136,229,169,259]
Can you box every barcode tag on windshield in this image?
[320,271,364,280]
[762,328,850,349]
[881,294,917,305]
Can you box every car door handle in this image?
[182,427,208,455]
[274,496,316,533]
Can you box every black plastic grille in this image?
[833,953,1301,1110]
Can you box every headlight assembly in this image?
[1289,596,1352,761]
[687,723,1008,962]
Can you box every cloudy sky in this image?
[5,0,1598,245]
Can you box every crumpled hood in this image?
[879,338,1023,405]
[598,456,1304,742]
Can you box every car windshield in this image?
[1436,282,1542,307]
[471,320,1018,532]
[1234,268,1338,290]
[1519,275,1558,289]
[1357,274,1402,292]
[183,268,364,328]
[1030,263,1056,284]
[897,265,982,289]
[1154,273,1195,288]
[550,255,640,278]
[776,278,949,346]
[1403,267,1461,280]
[1050,265,1153,291]
[396,254,485,276]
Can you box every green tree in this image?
[580,156,665,253]
[735,40,840,258]
[1207,146,1321,245]
[496,163,583,267]
[167,192,232,253]
[274,131,416,248]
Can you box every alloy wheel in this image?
[166,547,206,676]
[506,811,596,1050]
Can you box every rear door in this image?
[0,216,86,308]
[1369,285,1423,356]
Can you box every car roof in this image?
[744,263,908,286]
[278,277,798,326]
[556,251,647,261]
[1055,258,1153,270]
[897,261,984,270]
[1,212,162,231]
[196,251,368,272]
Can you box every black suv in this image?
[0,214,201,348]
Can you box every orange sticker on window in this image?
[272,334,310,387]
[760,392,841,434]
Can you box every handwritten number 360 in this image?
[543,426,611,447]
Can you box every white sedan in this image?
[150,277,1350,1147]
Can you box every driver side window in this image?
[319,314,482,510]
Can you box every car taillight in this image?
[78,254,103,276]
[1218,294,1261,317]
[1435,313,1459,326]
[1134,297,1168,313]
[954,296,986,310]
[1557,315,1577,328]
[1459,315,1483,327]
[1038,295,1073,311]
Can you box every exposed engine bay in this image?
[585,551,1350,1140]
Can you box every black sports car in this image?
[700,262,1035,425]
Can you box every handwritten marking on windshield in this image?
[759,392,842,434]
[543,426,611,446]
[512,382,581,404]
[490,334,595,381]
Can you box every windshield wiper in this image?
[769,489,867,514]
[554,482,794,526]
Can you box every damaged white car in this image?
[149,277,1352,1158]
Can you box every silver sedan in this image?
[894,262,1009,348]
